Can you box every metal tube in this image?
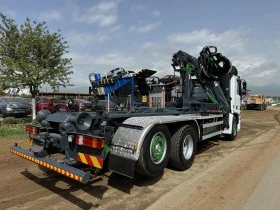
[108,93,110,112]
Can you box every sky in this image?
[1,0,280,96]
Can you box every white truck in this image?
[10,46,247,183]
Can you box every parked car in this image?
[0,97,31,118]
[159,75,180,84]
[88,99,118,111]
[68,99,93,112]
[102,68,128,80]
[96,100,118,111]
[36,97,69,113]
[21,98,32,105]
[53,99,69,111]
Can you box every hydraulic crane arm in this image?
[171,46,233,127]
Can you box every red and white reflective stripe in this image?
[77,135,84,145]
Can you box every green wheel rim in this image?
[150,132,167,164]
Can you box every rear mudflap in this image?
[108,154,135,178]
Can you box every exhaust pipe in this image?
[10,146,90,184]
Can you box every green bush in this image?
[0,124,26,138]
[2,117,15,124]
[16,118,32,124]
[32,118,39,125]
[1,117,33,125]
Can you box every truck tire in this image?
[169,125,197,170]
[225,116,237,141]
[136,125,170,177]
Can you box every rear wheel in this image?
[136,125,170,177]
[225,116,238,141]
[169,125,197,170]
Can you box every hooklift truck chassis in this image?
[10,46,247,184]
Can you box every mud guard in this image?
[108,154,135,178]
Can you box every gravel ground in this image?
[0,107,279,210]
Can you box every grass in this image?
[0,124,27,139]
[0,124,29,153]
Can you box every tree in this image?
[0,83,4,95]
[0,13,73,119]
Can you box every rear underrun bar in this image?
[10,146,90,184]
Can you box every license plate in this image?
[85,108,91,112]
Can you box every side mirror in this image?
[241,80,247,96]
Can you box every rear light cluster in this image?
[75,135,104,149]
[26,125,39,135]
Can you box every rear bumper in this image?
[10,146,90,184]
[246,104,261,109]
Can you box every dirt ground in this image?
[0,107,280,210]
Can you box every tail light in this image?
[26,125,39,135]
[75,135,104,149]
